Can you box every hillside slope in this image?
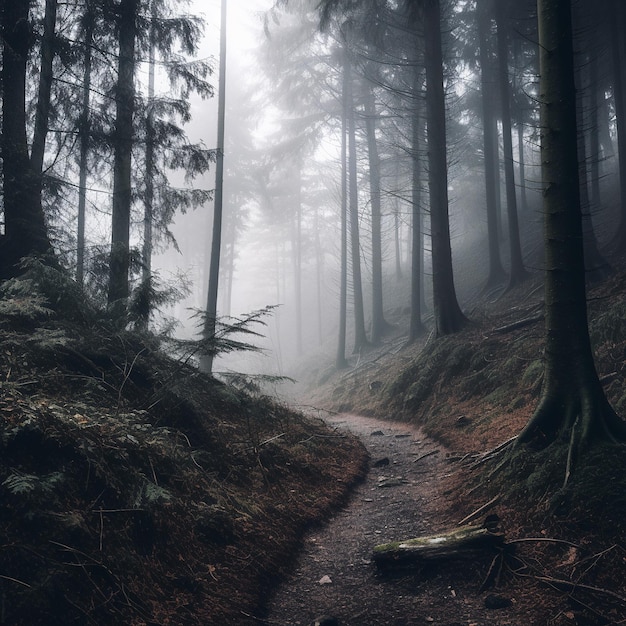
[0,267,367,625]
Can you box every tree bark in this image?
[1,0,53,276]
[109,0,139,305]
[423,0,468,336]
[609,0,626,249]
[408,64,425,342]
[201,0,227,372]
[76,2,94,285]
[336,43,349,369]
[477,0,507,289]
[364,83,388,344]
[346,49,368,353]
[372,525,504,570]
[517,0,626,455]
[495,0,528,290]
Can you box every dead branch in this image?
[491,314,544,335]
[457,495,500,526]
[413,449,440,464]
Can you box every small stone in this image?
[313,617,339,626]
[484,594,512,609]
[318,575,332,585]
[372,457,390,467]
[370,430,385,436]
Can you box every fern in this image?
[134,481,172,507]
[2,471,65,496]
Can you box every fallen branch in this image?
[372,524,505,569]
[491,314,543,335]
[413,449,440,464]
[457,495,500,526]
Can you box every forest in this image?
[0,0,625,624]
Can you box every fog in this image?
[147,0,622,384]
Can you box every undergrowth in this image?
[0,262,368,624]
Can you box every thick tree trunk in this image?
[478,0,507,289]
[495,1,528,290]
[0,0,53,276]
[517,0,626,456]
[109,0,139,305]
[31,0,57,176]
[574,59,609,281]
[423,0,468,336]
[364,85,388,344]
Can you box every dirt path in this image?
[263,413,527,626]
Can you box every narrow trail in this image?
[264,413,471,626]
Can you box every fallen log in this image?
[372,524,505,570]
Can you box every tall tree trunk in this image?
[346,50,368,353]
[140,1,157,327]
[517,0,626,458]
[478,0,507,289]
[77,3,94,285]
[109,0,139,304]
[408,64,425,342]
[610,0,626,249]
[574,55,609,280]
[201,0,227,372]
[314,206,324,346]
[292,169,303,356]
[1,0,52,276]
[30,0,57,176]
[364,84,387,344]
[336,44,349,369]
[495,0,527,289]
[423,0,467,336]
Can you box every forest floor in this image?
[265,265,626,626]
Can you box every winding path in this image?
[264,413,461,626]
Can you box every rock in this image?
[318,575,332,585]
[455,415,470,427]
[368,380,383,392]
[370,430,385,436]
[484,594,512,609]
[372,457,390,467]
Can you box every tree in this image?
[516,0,626,467]
[345,39,369,354]
[494,0,528,290]
[477,0,507,290]
[1,0,54,276]
[202,0,227,373]
[421,0,468,336]
[108,0,139,305]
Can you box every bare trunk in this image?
[478,0,507,289]
[423,0,467,336]
[109,0,139,305]
[495,1,527,289]
[517,0,626,455]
